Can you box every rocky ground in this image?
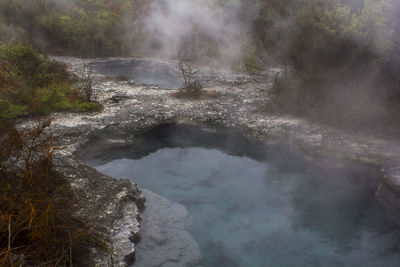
[135,189,202,267]
[18,57,400,266]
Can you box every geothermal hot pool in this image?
[91,58,183,88]
[83,124,400,267]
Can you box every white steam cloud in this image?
[142,0,256,66]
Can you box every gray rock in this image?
[52,155,145,266]
[134,189,203,267]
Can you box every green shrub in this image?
[37,82,74,111]
[0,42,101,122]
[0,42,52,95]
[0,102,28,121]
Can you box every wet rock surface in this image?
[135,189,202,267]
[18,57,400,266]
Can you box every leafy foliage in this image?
[0,0,148,57]
[0,42,101,122]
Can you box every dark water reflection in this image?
[83,124,400,267]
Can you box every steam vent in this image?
[2,1,400,266]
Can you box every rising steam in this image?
[141,0,256,66]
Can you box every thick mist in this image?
[140,0,258,66]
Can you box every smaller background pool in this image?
[82,124,400,267]
[91,58,183,89]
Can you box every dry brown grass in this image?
[0,120,108,266]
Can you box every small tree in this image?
[178,54,202,92]
[78,64,97,102]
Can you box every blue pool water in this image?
[86,124,400,267]
[91,58,182,88]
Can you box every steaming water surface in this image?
[91,58,182,88]
[90,58,253,90]
[86,125,400,267]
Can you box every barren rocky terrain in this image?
[17,57,400,266]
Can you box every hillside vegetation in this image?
[255,0,400,127]
[1,0,398,127]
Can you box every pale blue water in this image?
[91,59,182,88]
[85,124,400,267]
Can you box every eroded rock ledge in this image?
[135,189,202,267]
[52,154,145,266]
[18,57,400,265]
